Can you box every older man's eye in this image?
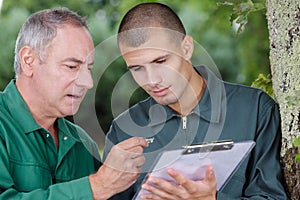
[64,65,78,70]
[156,59,166,64]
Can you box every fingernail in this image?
[142,184,148,190]
[148,176,157,183]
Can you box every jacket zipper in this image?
[182,116,187,129]
[182,116,188,146]
[173,113,193,146]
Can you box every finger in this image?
[203,165,217,186]
[118,137,148,150]
[129,146,144,155]
[132,155,146,171]
[140,192,160,200]
[141,180,175,200]
[167,168,195,192]
[140,192,161,200]
[128,146,146,160]
[110,145,143,160]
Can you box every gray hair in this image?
[14,7,88,78]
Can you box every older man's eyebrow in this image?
[62,57,84,64]
[61,58,94,66]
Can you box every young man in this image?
[104,2,287,199]
[0,8,148,199]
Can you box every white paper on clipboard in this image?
[133,140,255,200]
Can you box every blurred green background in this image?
[0,0,270,146]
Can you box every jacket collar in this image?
[3,80,81,142]
[4,80,41,134]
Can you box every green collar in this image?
[3,80,81,142]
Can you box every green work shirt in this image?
[0,80,101,199]
[104,66,287,199]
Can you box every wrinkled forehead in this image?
[118,27,184,55]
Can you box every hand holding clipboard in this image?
[133,140,255,200]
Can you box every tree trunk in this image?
[266,0,300,199]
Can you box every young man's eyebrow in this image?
[127,54,169,69]
[150,55,169,63]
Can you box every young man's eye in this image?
[131,66,142,71]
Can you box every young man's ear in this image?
[19,46,36,77]
[181,35,194,61]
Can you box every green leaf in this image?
[217,0,266,34]
[254,3,266,10]
[293,136,300,147]
[251,74,274,98]
[294,137,300,163]
[239,2,254,13]
[236,15,247,24]
[230,13,239,24]
[217,1,234,6]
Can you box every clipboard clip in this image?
[182,140,234,155]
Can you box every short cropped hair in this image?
[117,2,186,48]
[14,7,88,78]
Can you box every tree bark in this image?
[266,0,300,199]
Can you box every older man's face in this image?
[30,25,94,117]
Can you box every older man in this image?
[0,7,147,199]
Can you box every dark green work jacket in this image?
[0,80,101,199]
[104,66,287,199]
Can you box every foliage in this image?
[293,137,300,162]
[1,0,101,18]
[0,0,272,134]
[251,73,273,97]
[0,7,29,87]
[218,0,266,34]
[217,0,270,85]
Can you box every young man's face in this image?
[120,29,194,106]
[29,25,94,117]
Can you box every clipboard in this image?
[133,140,255,200]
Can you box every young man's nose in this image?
[145,68,162,86]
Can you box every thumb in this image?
[204,165,216,184]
